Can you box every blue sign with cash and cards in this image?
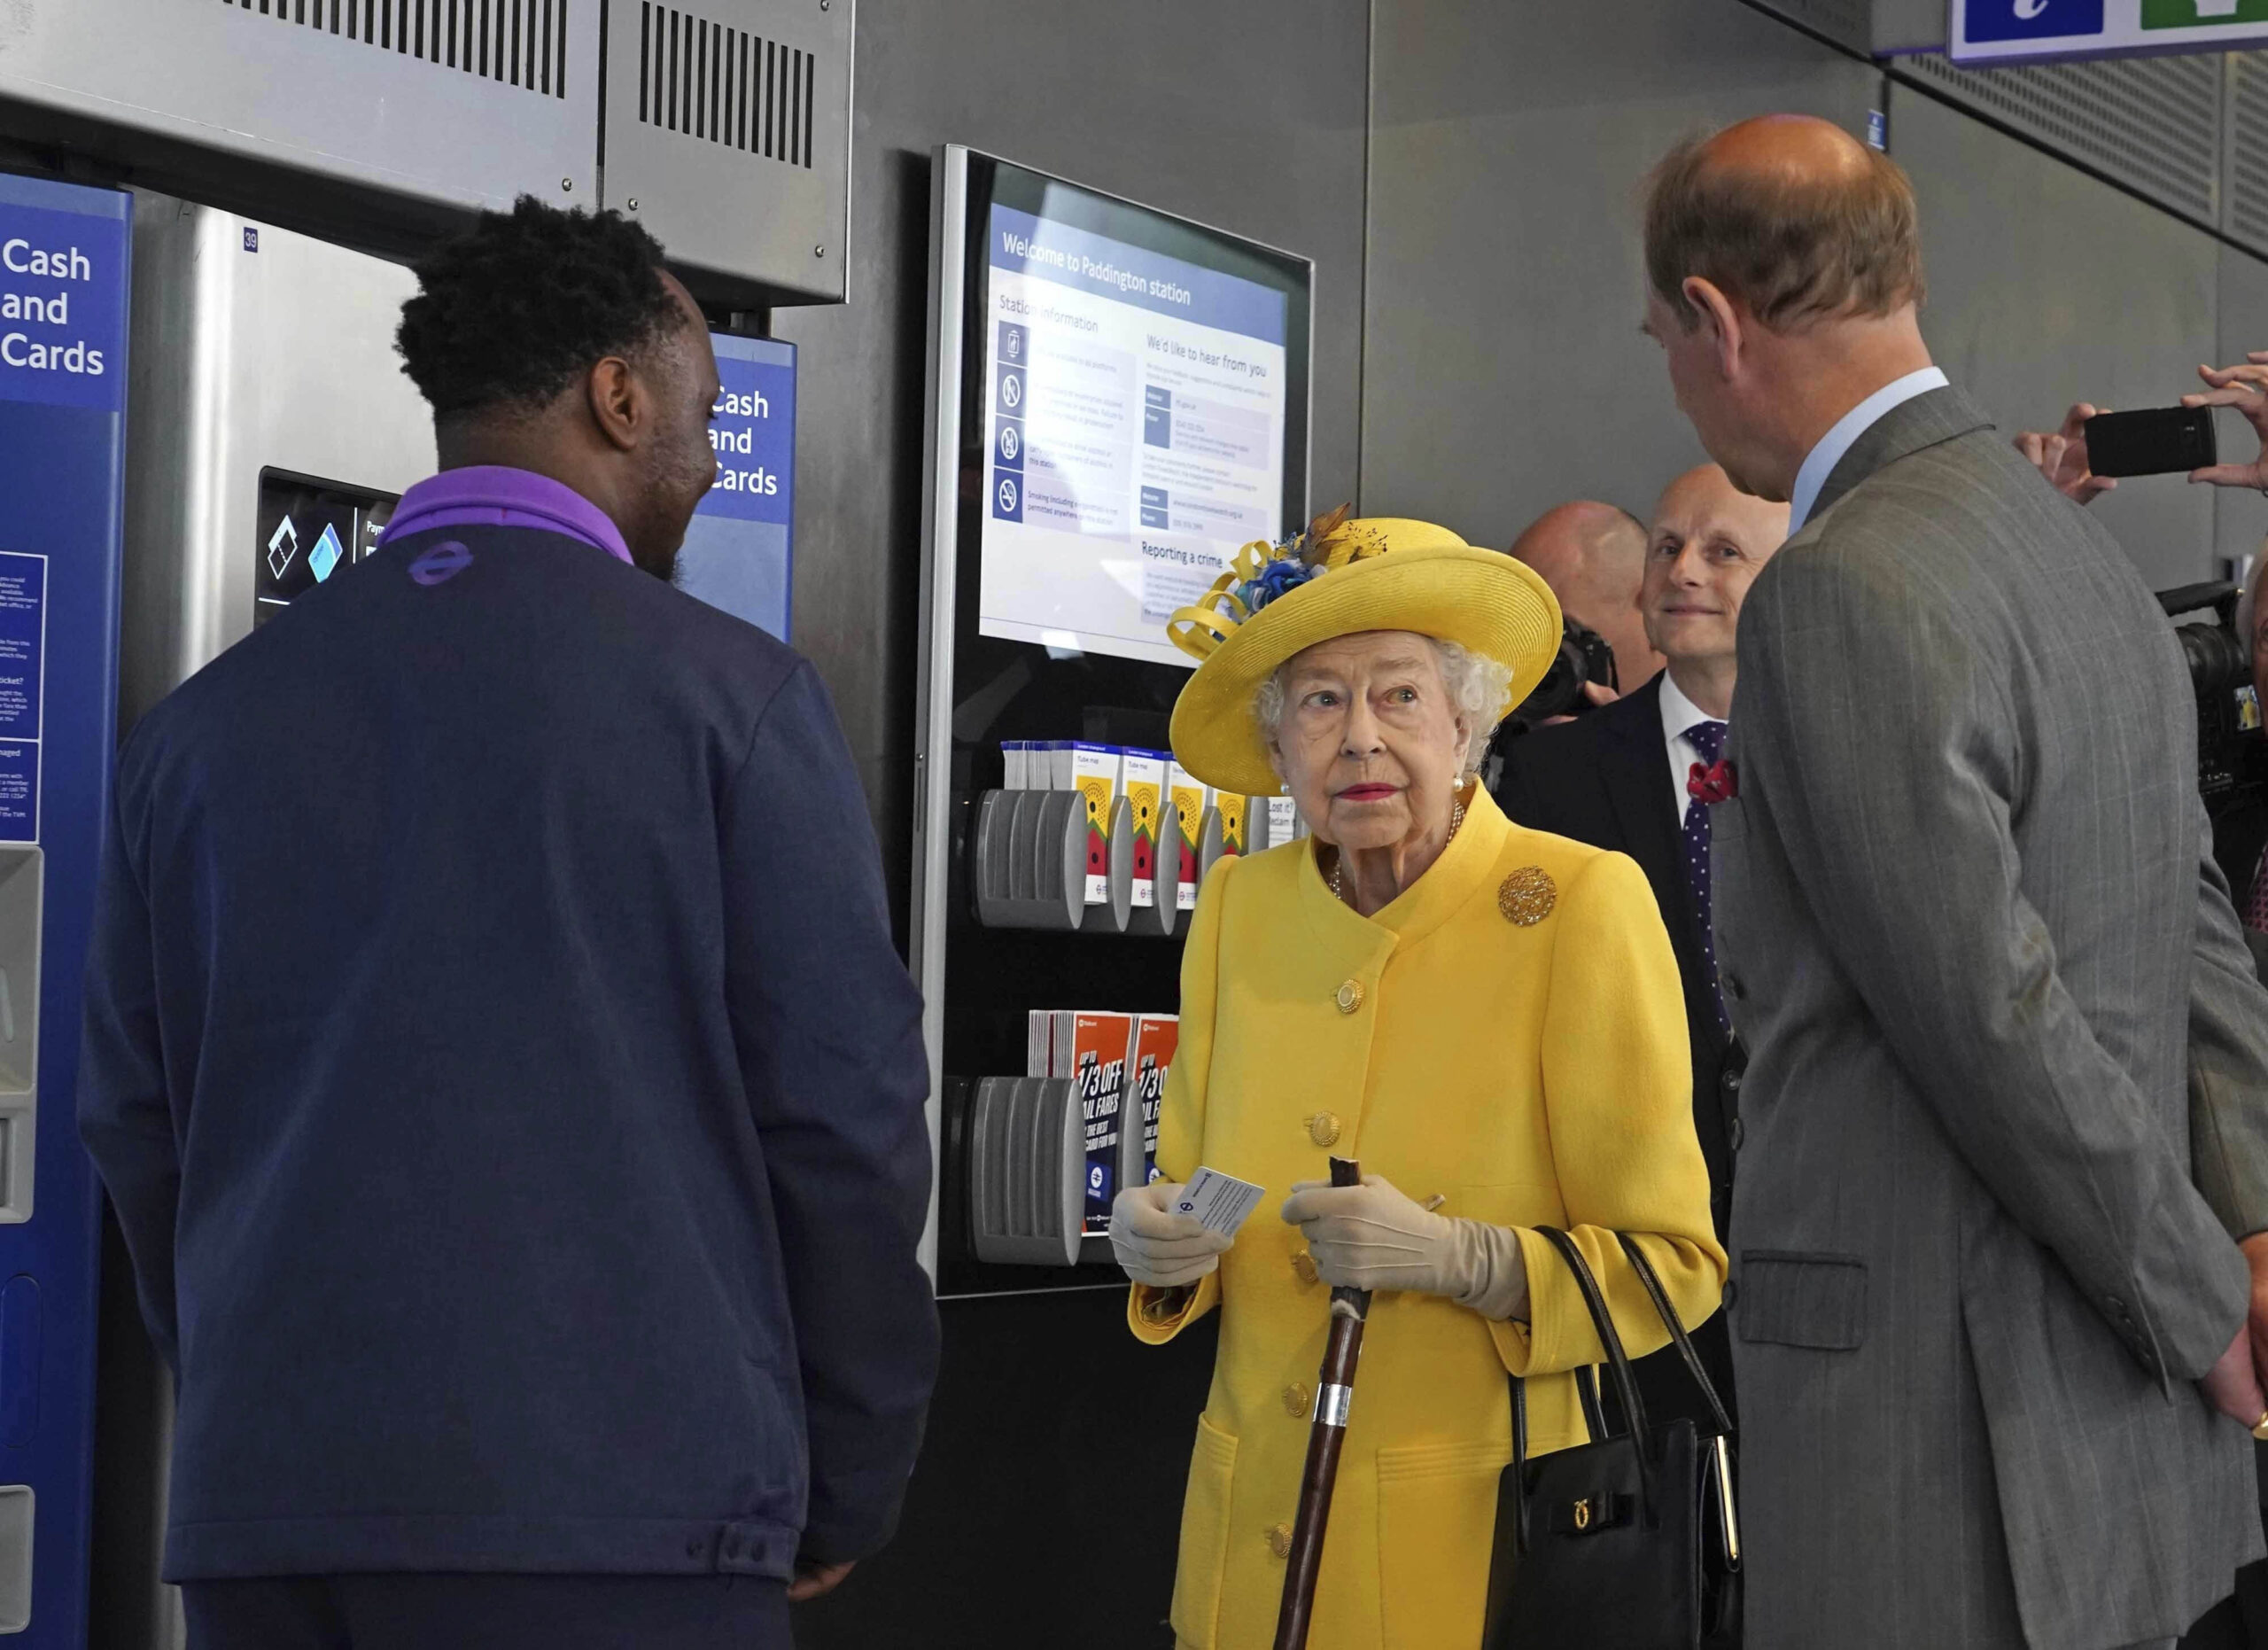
[678,333,795,641]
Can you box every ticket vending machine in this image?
[0,172,132,1647]
[91,199,435,1650]
[115,198,436,728]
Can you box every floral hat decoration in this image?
[1164,504,1564,797]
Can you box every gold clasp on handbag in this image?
[1573,1498,1592,1531]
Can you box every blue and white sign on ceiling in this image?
[1952,0,2268,64]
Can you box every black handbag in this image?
[1481,1227,1741,1650]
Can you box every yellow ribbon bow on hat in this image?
[1165,505,1389,663]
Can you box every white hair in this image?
[1254,636,1515,778]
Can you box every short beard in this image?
[629,540,681,585]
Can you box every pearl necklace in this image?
[1329,794,1466,905]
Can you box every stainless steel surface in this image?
[1361,0,1877,541]
[0,0,597,228]
[908,143,967,1280]
[96,200,433,1650]
[601,0,854,305]
[120,196,434,729]
[1890,82,2223,588]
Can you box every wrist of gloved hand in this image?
[1112,1180,1232,1288]
[1446,1217,1531,1322]
[1280,1175,1528,1319]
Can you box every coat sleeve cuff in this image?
[1483,1226,1561,1377]
[1128,1274,1220,1344]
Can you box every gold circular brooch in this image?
[1498,867,1557,927]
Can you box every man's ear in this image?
[584,355,642,454]
[1681,276,1745,383]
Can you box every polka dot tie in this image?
[1684,719,1730,1035]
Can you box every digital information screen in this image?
[255,471,396,627]
[976,187,1298,670]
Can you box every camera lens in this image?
[2177,620,2250,699]
[1517,634,1590,723]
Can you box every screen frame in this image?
[971,159,1314,627]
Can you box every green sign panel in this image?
[2142,0,2268,24]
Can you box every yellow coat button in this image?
[1284,1383,1311,1419]
[1335,978,1364,1014]
[1267,1522,1294,1560]
[1308,1112,1342,1148]
[1291,1250,1320,1286]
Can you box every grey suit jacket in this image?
[1716,385,2266,1650]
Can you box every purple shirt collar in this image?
[377,465,634,565]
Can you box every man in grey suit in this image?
[1640,113,2268,1650]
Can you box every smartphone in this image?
[2083,406,2218,478]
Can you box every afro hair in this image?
[395,196,687,420]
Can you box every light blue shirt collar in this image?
[1785,367,1950,535]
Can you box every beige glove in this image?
[1279,1174,1530,1321]
[1112,1180,1234,1288]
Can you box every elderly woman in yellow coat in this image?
[1112,513,1727,1650]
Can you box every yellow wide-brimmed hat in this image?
[1166,510,1563,797]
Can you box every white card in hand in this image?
[1177,1167,1266,1238]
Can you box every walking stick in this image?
[1273,1156,1371,1650]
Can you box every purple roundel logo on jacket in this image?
[408,541,473,587]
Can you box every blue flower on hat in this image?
[1238,552,1323,615]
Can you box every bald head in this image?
[1508,501,1664,691]
[1703,113,1873,184]
[1640,114,1935,506]
[1645,113,1924,332]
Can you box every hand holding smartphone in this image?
[2081,406,2218,478]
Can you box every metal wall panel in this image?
[601,0,852,305]
[769,7,1365,1646]
[2227,51,2268,257]
[1745,0,1944,54]
[770,0,1368,907]
[1890,82,2222,588]
[0,0,598,235]
[1898,49,2225,226]
[1361,0,1878,547]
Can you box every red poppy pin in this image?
[1688,759,1738,805]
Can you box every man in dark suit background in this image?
[1494,462,1789,1413]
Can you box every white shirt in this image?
[1658,669,1720,828]
[1785,366,1950,535]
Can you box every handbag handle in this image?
[1613,1231,1733,1438]
[1510,1226,1657,1529]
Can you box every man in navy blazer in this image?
[79,199,938,1648]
